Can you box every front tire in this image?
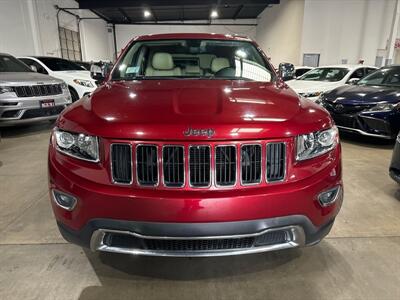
[68,87,80,102]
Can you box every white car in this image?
[18,56,97,101]
[294,66,313,78]
[287,64,377,101]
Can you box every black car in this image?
[320,65,400,139]
[390,133,400,183]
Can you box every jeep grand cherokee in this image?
[48,33,343,257]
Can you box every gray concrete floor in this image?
[0,123,399,300]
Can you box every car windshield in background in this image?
[358,67,400,87]
[112,39,274,82]
[298,67,349,82]
[0,55,32,72]
[36,57,84,71]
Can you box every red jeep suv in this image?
[48,33,342,257]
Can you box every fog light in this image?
[52,190,77,211]
[318,186,341,207]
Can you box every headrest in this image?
[211,57,230,73]
[152,52,174,70]
[185,65,201,74]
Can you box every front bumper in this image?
[0,93,71,127]
[331,113,398,139]
[58,215,336,257]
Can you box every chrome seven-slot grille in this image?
[13,84,63,97]
[110,142,286,188]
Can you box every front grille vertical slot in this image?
[215,146,236,186]
[163,146,184,187]
[111,144,132,184]
[136,145,158,186]
[189,146,211,187]
[266,142,286,182]
[241,144,262,185]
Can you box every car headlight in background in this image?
[0,86,13,94]
[60,82,68,90]
[300,91,322,98]
[365,102,399,112]
[54,129,99,162]
[296,126,339,161]
[73,79,94,88]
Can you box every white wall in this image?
[0,0,112,61]
[256,0,305,67]
[115,20,257,56]
[301,0,396,66]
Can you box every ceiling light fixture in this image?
[210,10,218,18]
[144,10,151,18]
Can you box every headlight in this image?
[296,126,339,161]
[73,79,94,88]
[0,86,13,94]
[54,129,99,162]
[365,102,399,112]
[300,91,322,98]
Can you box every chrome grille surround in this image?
[110,141,287,188]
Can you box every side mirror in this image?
[348,78,360,85]
[30,65,38,72]
[278,63,295,81]
[90,64,104,81]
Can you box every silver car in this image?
[0,53,72,126]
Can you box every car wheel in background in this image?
[68,87,80,102]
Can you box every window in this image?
[0,55,32,72]
[358,67,400,87]
[298,68,349,82]
[349,68,364,80]
[35,57,84,71]
[112,39,274,82]
[59,27,82,61]
[19,58,48,74]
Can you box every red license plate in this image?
[40,99,55,108]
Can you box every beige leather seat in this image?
[211,57,230,73]
[184,65,203,76]
[145,52,181,76]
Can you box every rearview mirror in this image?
[278,63,295,81]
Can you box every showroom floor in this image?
[0,123,399,300]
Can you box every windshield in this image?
[36,57,85,71]
[112,39,274,82]
[358,67,400,87]
[0,55,32,72]
[298,67,349,82]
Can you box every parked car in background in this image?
[18,56,97,101]
[389,133,400,183]
[49,33,343,257]
[0,53,71,126]
[287,65,377,101]
[320,65,400,139]
[294,66,313,78]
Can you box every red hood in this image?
[58,80,333,140]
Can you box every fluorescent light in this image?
[144,10,151,18]
[210,10,218,18]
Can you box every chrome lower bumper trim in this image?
[90,225,306,257]
[0,115,58,127]
[336,125,392,139]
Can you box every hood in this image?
[58,80,333,140]
[0,72,62,85]
[324,84,400,105]
[286,79,341,94]
[54,70,93,81]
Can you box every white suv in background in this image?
[287,64,377,101]
[18,56,97,101]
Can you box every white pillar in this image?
[387,0,400,65]
[26,0,43,55]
